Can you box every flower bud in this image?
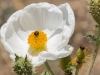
[60,56,71,73]
[13,54,35,75]
[89,0,100,24]
[76,46,86,63]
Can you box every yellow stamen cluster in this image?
[28,30,47,55]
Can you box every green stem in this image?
[87,26,100,75]
[75,67,79,75]
[44,61,54,75]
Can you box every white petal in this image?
[43,20,65,39]
[39,45,73,60]
[6,9,29,42]
[6,23,28,55]
[7,33,28,56]
[0,10,24,55]
[55,39,69,51]
[30,56,46,67]
[0,24,14,54]
[39,51,57,60]
[47,29,63,50]
[0,11,29,56]
[19,11,37,31]
[43,29,55,38]
[20,3,63,30]
[12,20,29,42]
[57,45,73,58]
[10,54,15,60]
[7,10,22,23]
[58,3,75,38]
[62,25,71,41]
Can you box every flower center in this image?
[28,30,47,56]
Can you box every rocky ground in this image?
[0,0,100,75]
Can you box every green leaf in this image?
[95,25,100,28]
[86,34,97,41]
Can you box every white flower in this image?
[0,2,75,67]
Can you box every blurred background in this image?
[0,0,100,75]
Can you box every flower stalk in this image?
[75,67,79,75]
[44,61,54,75]
[86,26,100,75]
[86,0,100,74]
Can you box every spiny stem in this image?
[75,67,79,75]
[44,61,54,75]
[86,26,100,75]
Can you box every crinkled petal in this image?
[47,28,63,50]
[39,51,57,60]
[62,25,71,42]
[0,11,29,56]
[0,10,22,54]
[20,2,63,31]
[0,24,14,54]
[58,3,75,38]
[12,20,29,42]
[57,45,73,58]
[43,20,65,38]
[47,34,69,52]
[46,20,65,48]
[39,45,73,60]
[7,10,22,23]
[30,56,46,67]
[43,29,55,38]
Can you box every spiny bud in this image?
[89,0,100,24]
[93,0,100,4]
[76,46,86,63]
[13,54,35,75]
